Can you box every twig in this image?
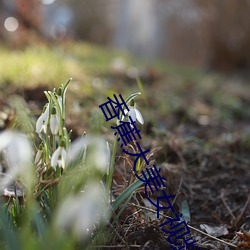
[221,190,236,221]
[169,178,183,210]
[107,219,127,246]
[233,193,250,227]
[128,203,238,249]
[34,180,59,199]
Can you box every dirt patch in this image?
[2,73,250,249]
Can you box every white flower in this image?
[54,182,109,240]
[51,145,67,169]
[125,105,144,124]
[92,137,110,173]
[122,100,144,125]
[67,135,110,173]
[0,130,33,190]
[36,104,50,133]
[50,106,59,135]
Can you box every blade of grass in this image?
[112,174,148,211]
[112,192,133,225]
[0,208,21,250]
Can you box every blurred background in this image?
[1,0,250,72]
[0,2,250,249]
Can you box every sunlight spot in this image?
[4,17,18,32]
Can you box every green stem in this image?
[62,78,71,126]
[44,138,49,164]
[52,134,56,152]
[106,132,118,199]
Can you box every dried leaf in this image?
[237,231,250,248]
[200,224,228,237]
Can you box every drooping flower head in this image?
[51,140,67,170]
[50,106,59,135]
[122,99,144,126]
[0,130,33,190]
[54,182,109,240]
[36,103,50,133]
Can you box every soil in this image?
[2,69,250,250]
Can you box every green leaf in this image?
[112,192,133,225]
[124,92,141,105]
[0,207,21,250]
[136,157,141,172]
[62,78,72,97]
[32,209,45,237]
[112,174,146,211]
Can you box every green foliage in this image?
[0,80,146,249]
[106,92,141,195]
[0,42,130,87]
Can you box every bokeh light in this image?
[4,17,19,32]
[50,24,67,40]
[41,0,55,5]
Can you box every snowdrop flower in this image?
[50,106,59,135]
[91,137,110,173]
[0,130,33,190]
[36,103,50,133]
[67,136,88,164]
[51,142,67,169]
[123,99,144,125]
[55,182,109,240]
[67,135,110,173]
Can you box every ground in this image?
[0,42,249,249]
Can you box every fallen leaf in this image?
[237,231,250,248]
[200,224,228,237]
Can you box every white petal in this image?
[68,136,89,163]
[6,133,32,170]
[36,104,49,134]
[58,159,64,169]
[93,138,110,172]
[0,130,14,151]
[55,195,79,231]
[61,148,67,161]
[41,121,47,133]
[44,104,50,118]
[0,131,33,190]
[60,148,67,169]
[50,114,59,135]
[55,183,108,240]
[51,147,61,168]
[129,108,136,122]
[135,108,144,124]
[36,113,45,133]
